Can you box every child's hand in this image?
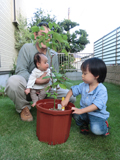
[25,88,30,95]
[71,107,82,114]
[61,99,69,108]
[31,102,36,107]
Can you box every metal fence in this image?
[58,53,93,72]
[94,26,120,65]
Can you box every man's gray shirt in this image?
[15,43,59,81]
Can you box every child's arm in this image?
[72,104,98,114]
[61,89,73,107]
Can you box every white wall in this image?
[0,0,27,87]
[0,0,18,72]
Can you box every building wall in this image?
[0,0,27,72]
[0,0,18,72]
[0,0,27,87]
[105,66,120,85]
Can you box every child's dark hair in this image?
[34,52,45,68]
[81,57,107,83]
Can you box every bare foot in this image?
[31,103,36,107]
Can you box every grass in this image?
[0,81,120,160]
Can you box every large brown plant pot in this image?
[36,99,75,145]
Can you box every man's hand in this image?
[36,72,50,84]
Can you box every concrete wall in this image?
[65,72,82,81]
[1,66,120,88]
[0,74,10,87]
[105,66,120,85]
[66,66,120,86]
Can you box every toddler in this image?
[61,57,110,136]
[25,52,50,107]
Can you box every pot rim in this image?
[36,99,74,115]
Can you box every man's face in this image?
[37,26,50,48]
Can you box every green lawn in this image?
[0,81,120,160]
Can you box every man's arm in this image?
[52,54,59,72]
[15,44,31,81]
[35,72,50,84]
[47,49,59,72]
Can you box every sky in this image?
[25,0,120,53]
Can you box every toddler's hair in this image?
[81,57,107,83]
[34,52,45,68]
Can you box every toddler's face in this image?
[37,55,49,71]
[82,67,98,85]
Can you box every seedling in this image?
[31,22,72,110]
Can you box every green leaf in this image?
[38,43,42,48]
[61,49,68,55]
[42,76,51,79]
[53,82,59,86]
[51,95,57,99]
[46,92,52,97]
[45,86,51,91]
[59,83,67,89]
[40,26,45,31]
[53,32,63,42]
[31,34,34,40]
[48,22,53,29]
[63,81,73,87]
[48,31,53,35]
[36,36,41,39]
[52,77,57,79]
[54,92,58,96]
[46,42,51,47]
[62,35,68,40]
[54,72,63,78]
[31,26,39,32]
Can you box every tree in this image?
[14,9,89,73]
[14,14,32,51]
[28,9,89,53]
[58,19,89,53]
[28,9,89,72]
[28,8,56,28]
[58,19,79,33]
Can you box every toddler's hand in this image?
[25,88,30,95]
[61,99,69,108]
[71,107,81,114]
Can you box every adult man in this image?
[5,22,76,121]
